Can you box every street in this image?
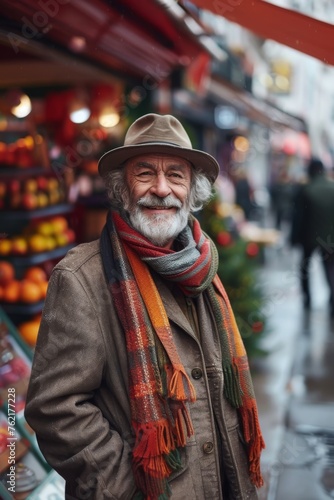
[253,241,334,500]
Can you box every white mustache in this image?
[136,195,182,209]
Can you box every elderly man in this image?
[25,114,264,500]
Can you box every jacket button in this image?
[203,441,214,454]
[191,367,203,380]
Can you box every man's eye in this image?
[138,171,153,177]
[169,172,183,179]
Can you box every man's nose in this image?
[149,173,171,198]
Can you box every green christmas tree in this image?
[199,194,267,359]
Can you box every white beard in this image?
[127,195,190,247]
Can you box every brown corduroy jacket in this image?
[25,239,259,500]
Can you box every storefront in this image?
[0,2,213,497]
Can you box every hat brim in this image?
[98,142,219,184]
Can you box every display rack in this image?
[0,309,65,499]
[4,244,74,273]
[0,160,76,319]
[0,130,70,497]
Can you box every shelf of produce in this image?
[1,300,44,316]
[1,244,75,267]
[1,203,73,221]
[0,166,51,178]
[1,204,74,235]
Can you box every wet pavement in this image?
[252,241,334,500]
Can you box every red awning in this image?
[190,0,334,66]
[0,0,208,83]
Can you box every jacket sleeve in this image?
[24,268,137,500]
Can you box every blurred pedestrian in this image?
[233,167,256,220]
[291,158,334,314]
[270,168,294,230]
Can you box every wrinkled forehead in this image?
[124,153,193,170]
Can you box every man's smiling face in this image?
[124,153,192,248]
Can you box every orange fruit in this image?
[51,216,68,234]
[32,312,42,322]
[11,237,28,255]
[3,280,20,302]
[0,261,15,286]
[19,280,42,303]
[39,280,48,299]
[0,239,12,256]
[23,266,47,284]
[18,320,40,346]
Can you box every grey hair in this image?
[104,166,213,212]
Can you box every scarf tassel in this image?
[133,451,181,500]
[239,405,266,488]
[132,421,173,499]
[167,365,196,402]
[173,402,194,447]
[133,462,170,500]
[133,420,175,461]
[132,422,183,499]
[133,450,183,499]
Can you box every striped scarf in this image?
[100,210,265,499]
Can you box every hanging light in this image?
[11,93,32,118]
[68,36,86,53]
[69,88,91,124]
[234,136,249,152]
[69,107,91,124]
[98,107,120,128]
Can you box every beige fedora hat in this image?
[98,113,219,183]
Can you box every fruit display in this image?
[0,136,35,168]
[0,174,66,211]
[0,315,32,413]
[0,216,75,257]
[17,317,41,347]
[0,133,73,498]
[0,263,48,305]
[0,322,31,399]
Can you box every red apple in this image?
[21,192,38,210]
[5,144,16,165]
[11,237,28,255]
[51,216,68,234]
[10,193,21,209]
[37,192,49,208]
[36,176,48,191]
[0,181,6,197]
[8,179,20,194]
[0,142,6,163]
[64,228,75,244]
[23,179,38,193]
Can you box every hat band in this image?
[128,140,188,147]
